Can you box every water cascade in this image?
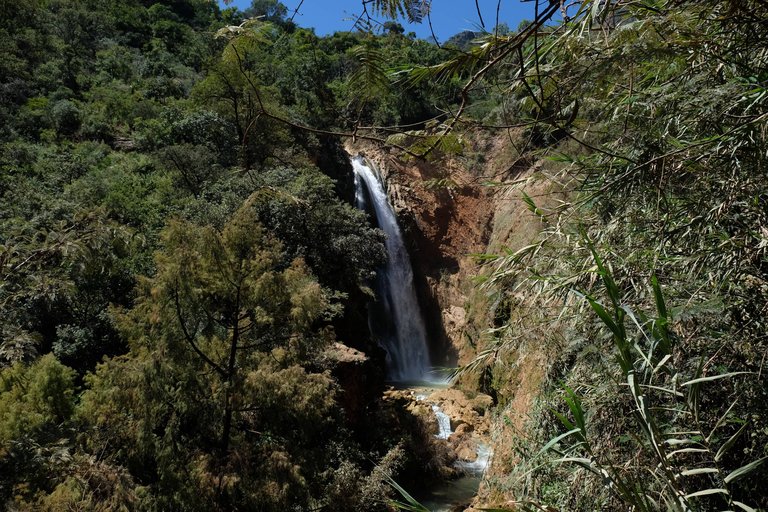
[433,406,453,440]
[351,156,431,382]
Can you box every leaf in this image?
[681,372,749,386]
[585,236,621,313]
[378,468,431,512]
[371,0,431,23]
[733,501,758,512]
[680,468,719,476]
[562,385,586,432]
[651,274,671,354]
[684,489,728,499]
[723,456,768,484]
[588,299,623,342]
[536,428,582,457]
[664,439,701,446]
[522,191,548,222]
[685,489,728,499]
[348,45,391,99]
[666,448,709,459]
[715,422,750,462]
[707,399,739,443]
[551,409,578,435]
[553,457,601,476]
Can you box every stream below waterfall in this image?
[352,154,491,511]
[401,384,492,512]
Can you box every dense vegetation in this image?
[2,0,767,511]
[0,0,457,509]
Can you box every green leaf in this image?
[562,385,586,432]
[651,274,671,354]
[551,409,578,434]
[537,428,582,457]
[378,468,431,512]
[681,372,749,387]
[553,457,601,476]
[723,457,768,484]
[588,299,623,342]
[652,274,668,319]
[707,399,739,443]
[715,422,750,462]
[522,191,548,222]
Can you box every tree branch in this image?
[173,280,228,378]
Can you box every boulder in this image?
[411,403,439,436]
[456,443,479,462]
[455,423,474,435]
[326,343,369,428]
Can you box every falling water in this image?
[432,405,453,440]
[352,156,431,382]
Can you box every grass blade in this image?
[715,422,750,462]
[681,372,748,387]
[537,428,581,457]
[377,468,431,512]
[733,501,758,512]
[680,468,719,476]
[684,489,728,499]
[723,456,768,484]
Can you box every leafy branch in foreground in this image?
[378,467,431,512]
[536,247,765,512]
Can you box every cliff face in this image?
[348,136,560,360]
[358,147,495,368]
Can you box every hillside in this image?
[2,1,768,511]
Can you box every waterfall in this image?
[351,156,431,382]
[432,405,453,440]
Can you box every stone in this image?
[429,388,492,435]
[455,423,474,435]
[456,443,479,462]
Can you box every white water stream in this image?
[352,156,431,382]
[433,405,453,440]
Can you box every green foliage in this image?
[0,1,413,510]
[0,354,76,444]
[0,354,78,506]
[75,205,360,510]
[536,257,764,512]
[444,1,768,510]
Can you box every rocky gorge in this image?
[345,134,570,508]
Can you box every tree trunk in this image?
[220,287,242,456]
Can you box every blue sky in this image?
[219,1,539,43]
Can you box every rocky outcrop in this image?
[325,343,383,428]
[383,385,493,474]
[429,388,492,435]
[347,141,498,369]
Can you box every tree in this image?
[383,21,405,35]
[244,0,289,25]
[77,201,344,510]
[0,354,77,505]
[123,201,327,453]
